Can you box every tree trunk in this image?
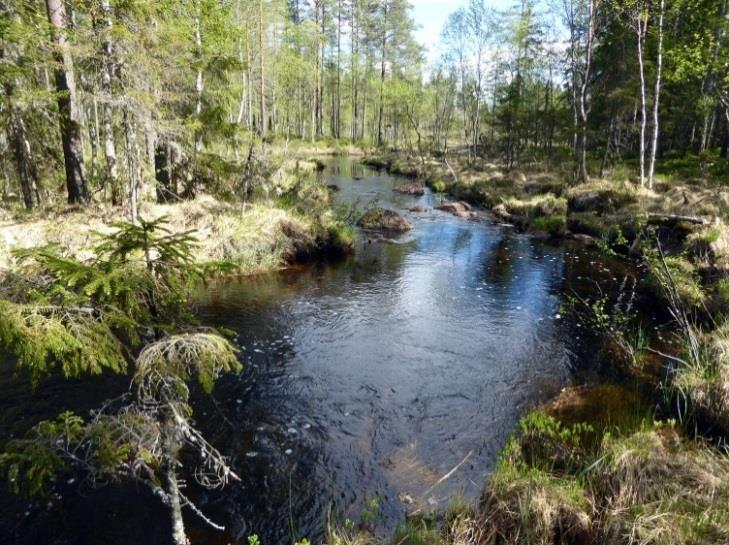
[336,0,342,139]
[258,0,266,136]
[0,22,41,210]
[123,107,140,224]
[7,114,41,209]
[45,0,89,204]
[194,0,204,153]
[350,0,359,141]
[636,11,648,187]
[161,414,187,545]
[577,0,597,184]
[88,100,99,183]
[155,140,176,203]
[97,0,120,205]
[648,0,665,189]
[377,1,389,147]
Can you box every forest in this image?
[2,0,729,544]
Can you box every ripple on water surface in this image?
[0,158,628,545]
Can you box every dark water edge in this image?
[0,159,665,545]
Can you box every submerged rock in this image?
[492,203,512,222]
[357,208,413,232]
[570,233,597,246]
[435,201,470,213]
[435,201,476,219]
[393,182,425,196]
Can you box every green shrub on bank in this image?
[645,254,706,309]
[531,214,567,236]
[480,410,729,545]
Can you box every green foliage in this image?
[0,217,217,383]
[517,411,594,472]
[530,214,566,236]
[0,331,241,501]
[391,517,440,545]
[0,411,84,496]
[0,301,128,384]
[359,494,382,527]
[135,332,242,395]
[645,253,706,309]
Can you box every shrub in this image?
[531,214,567,236]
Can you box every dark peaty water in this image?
[0,158,636,545]
[189,159,582,543]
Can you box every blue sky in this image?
[410,0,515,62]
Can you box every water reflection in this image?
[190,160,575,542]
[0,158,643,545]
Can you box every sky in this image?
[411,0,514,62]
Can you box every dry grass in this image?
[479,457,593,545]
[469,386,729,545]
[675,322,729,434]
[600,427,729,545]
[0,195,330,274]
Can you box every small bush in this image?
[531,214,567,236]
[645,254,706,309]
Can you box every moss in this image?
[599,426,729,545]
[390,517,441,545]
[388,159,421,178]
[357,208,412,232]
[326,223,356,254]
[568,211,609,238]
[715,278,729,309]
[687,223,729,273]
[567,180,639,214]
[531,214,567,237]
[505,194,567,219]
[1,161,345,275]
[360,155,390,169]
[645,255,707,309]
[478,411,729,545]
[480,436,593,545]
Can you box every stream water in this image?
[0,158,654,545]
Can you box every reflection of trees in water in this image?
[349,161,368,179]
[480,233,519,287]
[352,237,416,282]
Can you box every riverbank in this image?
[362,152,729,242]
[327,385,729,545]
[348,152,729,545]
[0,157,354,274]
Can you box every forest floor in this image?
[0,156,355,274]
[346,151,729,545]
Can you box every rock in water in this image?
[492,203,512,222]
[393,182,425,196]
[357,208,413,232]
[435,201,474,217]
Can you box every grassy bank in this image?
[361,153,729,241]
[322,388,729,545]
[0,157,354,275]
[349,151,729,545]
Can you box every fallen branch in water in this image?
[424,450,473,495]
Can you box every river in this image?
[0,158,649,545]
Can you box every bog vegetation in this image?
[2,0,729,544]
